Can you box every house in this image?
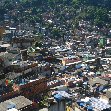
[105,47,111,57]
[2,27,16,43]
[0,43,10,52]
[0,96,33,111]
[89,77,108,86]
[0,57,5,80]
[0,52,11,67]
[8,60,38,79]
[2,33,13,43]
[12,36,35,49]
[48,99,66,111]
[106,91,111,105]
[0,52,20,64]
[99,90,111,105]
[62,56,81,66]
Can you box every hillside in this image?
[0,0,111,31]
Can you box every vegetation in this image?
[0,0,111,28]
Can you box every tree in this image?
[35,41,42,48]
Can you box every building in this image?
[12,37,35,49]
[0,96,33,111]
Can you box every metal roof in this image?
[0,96,32,111]
[89,77,108,86]
[106,91,111,99]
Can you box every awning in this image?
[53,91,72,99]
[54,94,63,102]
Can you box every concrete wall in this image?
[49,102,58,111]
[49,101,66,111]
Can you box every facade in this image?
[49,100,66,111]
[12,37,34,49]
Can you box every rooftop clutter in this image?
[0,1,111,111]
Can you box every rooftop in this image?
[0,96,32,111]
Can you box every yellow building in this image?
[66,106,72,111]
